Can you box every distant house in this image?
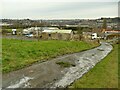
[43,27,59,30]
[104,30,120,39]
[105,30,120,34]
[65,25,78,27]
[81,24,89,28]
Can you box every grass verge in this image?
[69,44,118,88]
[2,38,99,73]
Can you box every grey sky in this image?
[1,0,119,19]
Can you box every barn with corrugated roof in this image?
[40,29,73,40]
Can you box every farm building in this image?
[23,27,43,35]
[23,27,59,35]
[22,27,73,40]
[40,29,73,40]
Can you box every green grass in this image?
[69,44,118,88]
[56,61,75,68]
[2,38,99,73]
[118,43,120,89]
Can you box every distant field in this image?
[69,44,118,88]
[2,29,22,33]
[2,39,99,73]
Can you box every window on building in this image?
[49,34,51,37]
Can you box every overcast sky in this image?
[1,0,119,19]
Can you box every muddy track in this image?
[2,42,113,89]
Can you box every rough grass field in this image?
[0,38,1,72]
[69,44,118,88]
[2,38,99,73]
[118,44,120,90]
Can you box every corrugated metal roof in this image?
[24,27,59,31]
[44,27,59,30]
[42,30,72,34]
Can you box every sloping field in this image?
[69,44,118,88]
[2,39,98,73]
